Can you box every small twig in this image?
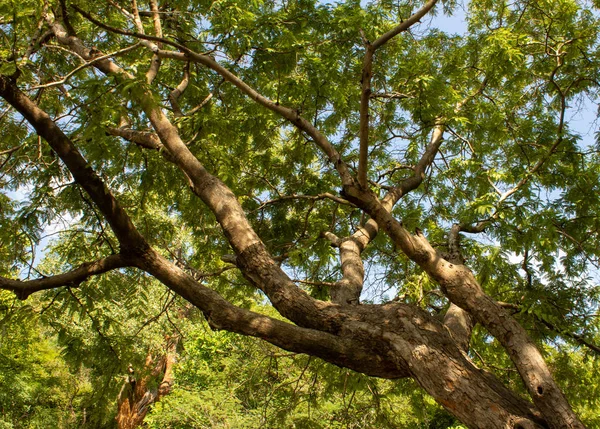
[28,43,142,90]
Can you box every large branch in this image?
[323,220,378,305]
[357,0,439,187]
[48,17,338,331]
[33,12,583,428]
[135,248,548,427]
[328,124,444,304]
[341,185,584,428]
[0,75,148,253]
[0,254,128,300]
[442,225,474,353]
[140,248,407,378]
[0,68,404,379]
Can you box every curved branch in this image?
[0,254,128,300]
[141,249,407,378]
[47,17,336,331]
[28,43,143,90]
[341,185,584,428]
[0,75,148,253]
[254,193,355,212]
[371,0,439,50]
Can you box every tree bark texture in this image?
[116,336,178,429]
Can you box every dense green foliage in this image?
[1,0,600,426]
[2,289,464,428]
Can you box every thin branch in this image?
[130,0,145,33]
[28,43,142,90]
[106,127,175,162]
[321,231,342,247]
[0,254,128,300]
[371,0,439,50]
[370,91,413,100]
[254,193,355,212]
[148,0,163,39]
[357,0,439,187]
[497,302,600,354]
[187,92,213,115]
[71,5,355,186]
[0,143,25,156]
[107,0,134,20]
[386,124,444,204]
[294,279,336,287]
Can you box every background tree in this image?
[1,0,599,427]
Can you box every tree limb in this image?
[145,0,163,84]
[0,254,128,300]
[168,62,189,117]
[0,75,148,253]
[254,193,356,212]
[47,16,338,331]
[106,126,175,162]
[357,0,439,188]
[498,302,600,355]
[28,43,142,90]
[341,184,584,428]
[385,124,444,204]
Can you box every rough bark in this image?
[341,184,584,428]
[116,336,178,429]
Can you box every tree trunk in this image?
[115,336,178,429]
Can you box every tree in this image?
[0,0,599,427]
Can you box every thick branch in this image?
[49,18,335,331]
[442,225,474,353]
[443,304,473,353]
[0,75,148,253]
[330,219,379,305]
[331,238,365,305]
[342,185,584,428]
[140,249,406,378]
[0,254,128,300]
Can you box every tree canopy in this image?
[1,0,600,427]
